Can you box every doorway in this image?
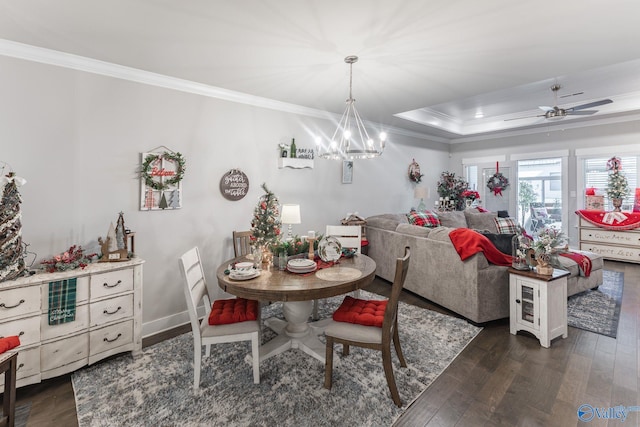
[517,158,563,234]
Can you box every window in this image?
[583,156,637,210]
[465,165,478,191]
[517,158,562,233]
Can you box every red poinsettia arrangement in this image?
[41,245,97,273]
[461,190,480,200]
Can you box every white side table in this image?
[509,267,570,348]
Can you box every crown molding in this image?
[0,39,336,118]
[0,39,443,145]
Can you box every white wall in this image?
[0,55,449,335]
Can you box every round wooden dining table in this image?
[216,254,376,364]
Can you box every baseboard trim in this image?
[142,306,205,338]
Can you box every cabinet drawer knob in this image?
[515,299,521,304]
[0,299,25,309]
[104,333,122,343]
[103,279,122,288]
[103,306,122,315]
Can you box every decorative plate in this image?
[318,236,342,262]
[229,268,260,281]
[287,258,316,268]
[287,264,317,274]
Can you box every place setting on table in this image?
[223,234,360,281]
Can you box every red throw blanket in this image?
[0,335,20,354]
[559,251,592,277]
[449,228,513,266]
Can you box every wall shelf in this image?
[278,158,314,169]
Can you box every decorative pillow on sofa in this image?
[464,210,498,233]
[494,217,519,234]
[437,211,467,228]
[480,232,514,255]
[406,210,440,228]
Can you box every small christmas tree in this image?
[169,190,180,208]
[250,183,281,248]
[606,156,629,212]
[158,192,168,209]
[0,173,27,282]
[606,156,629,199]
[144,188,155,209]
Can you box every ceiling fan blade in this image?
[560,91,584,98]
[538,106,554,112]
[566,110,598,115]
[504,114,545,122]
[567,99,613,111]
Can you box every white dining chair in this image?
[325,225,362,253]
[179,247,261,388]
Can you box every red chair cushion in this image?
[208,298,258,325]
[332,296,387,328]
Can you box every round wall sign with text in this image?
[220,169,249,201]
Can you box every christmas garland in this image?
[486,162,509,196]
[141,152,186,191]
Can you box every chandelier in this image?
[317,56,387,160]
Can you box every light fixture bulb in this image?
[343,130,351,139]
[380,132,387,141]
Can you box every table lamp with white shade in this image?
[414,187,429,212]
[281,204,301,240]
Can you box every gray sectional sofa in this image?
[365,210,603,324]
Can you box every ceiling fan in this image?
[505,84,613,121]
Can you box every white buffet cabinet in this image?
[579,218,640,263]
[0,258,143,388]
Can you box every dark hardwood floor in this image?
[9,260,638,426]
[391,260,639,427]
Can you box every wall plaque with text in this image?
[220,169,249,201]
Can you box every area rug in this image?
[72,291,481,426]
[567,270,624,338]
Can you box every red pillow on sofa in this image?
[407,210,440,228]
[208,298,258,325]
[333,296,387,327]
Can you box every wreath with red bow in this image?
[486,162,510,196]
